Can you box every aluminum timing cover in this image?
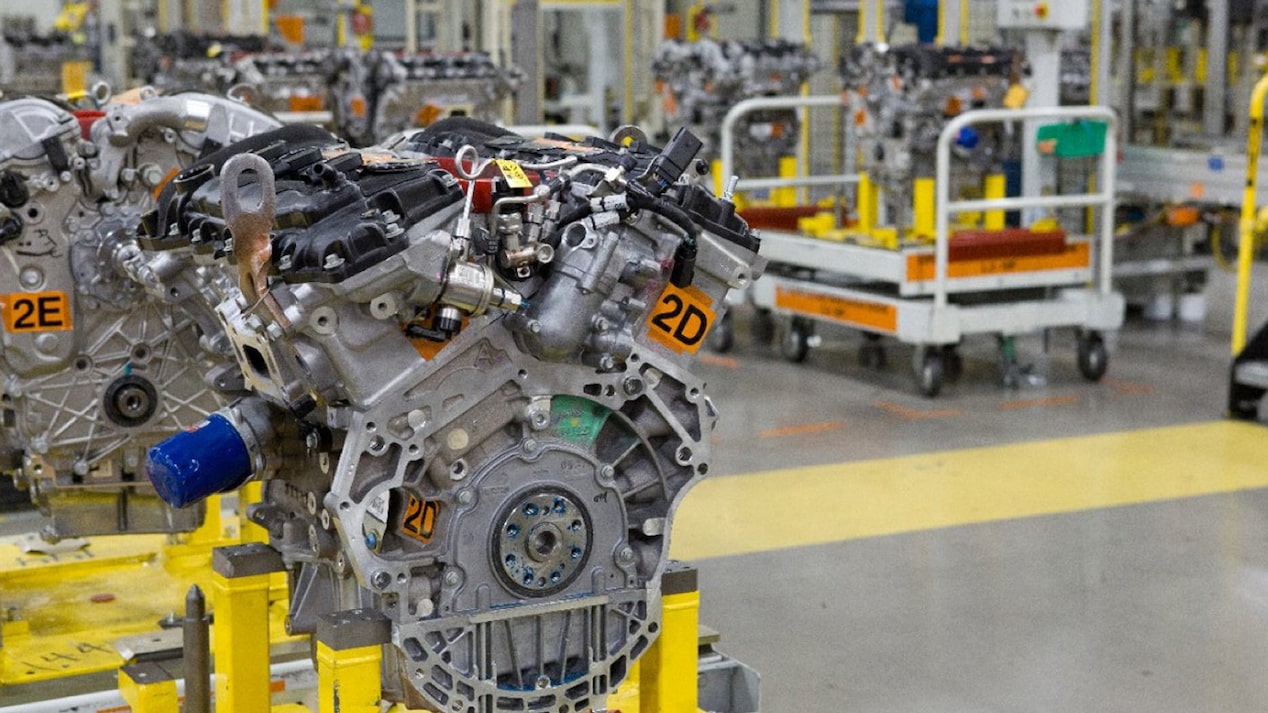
[0,92,279,539]
[145,127,763,712]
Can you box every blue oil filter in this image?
[147,413,253,508]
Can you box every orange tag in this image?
[349,95,367,119]
[647,283,715,354]
[1,291,72,333]
[400,493,439,544]
[288,95,324,112]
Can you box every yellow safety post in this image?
[912,176,936,240]
[984,174,1006,230]
[1232,72,1268,355]
[316,609,391,713]
[857,172,878,236]
[638,564,699,713]
[60,62,91,96]
[211,543,285,712]
[959,0,969,44]
[772,156,799,208]
[118,662,178,713]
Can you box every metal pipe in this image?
[1118,0,1135,140]
[720,94,843,192]
[183,585,211,713]
[406,0,419,53]
[935,106,1118,311]
[735,174,860,191]
[947,193,1113,214]
[1205,0,1230,137]
[1232,73,1268,354]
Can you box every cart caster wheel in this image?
[709,311,735,353]
[859,337,887,370]
[1077,331,1108,382]
[781,317,812,363]
[916,348,945,398]
[752,308,776,345]
[941,345,963,382]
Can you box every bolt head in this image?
[371,570,391,590]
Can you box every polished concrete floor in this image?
[681,264,1268,712]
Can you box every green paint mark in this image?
[550,396,610,447]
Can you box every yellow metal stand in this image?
[771,156,799,208]
[984,173,1006,231]
[119,662,178,713]
[315,609,391,713]
[635,564,700,713]
[857,172,878,236]
[1232,72,1268,355]
[912,177,936,240]
[604,564,702,713]
[212,543,286,712]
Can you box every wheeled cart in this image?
[731,106,1125,397]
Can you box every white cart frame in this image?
[738,105,1125,396]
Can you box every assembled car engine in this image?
[368,51,521,143]
[0,90,279,538]
[653,38,820,175]
[842,43,1022,204]
[144,119,763,711]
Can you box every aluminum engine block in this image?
[144,119,764,712]
[0,90,279,539]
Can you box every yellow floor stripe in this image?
[671,420,1268,560]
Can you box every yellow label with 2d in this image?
[1,291,72,333]
[494,159,532,188]
[401,493,440,544]
[647,283,715,354]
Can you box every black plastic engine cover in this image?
[148,130,463,283]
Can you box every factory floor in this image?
[676,263,1268,712]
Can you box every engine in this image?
[144,119,764,711]
[842,43,1022,203]
[369,51,521,143]
[652,38,820,175]
[0,89,280,539]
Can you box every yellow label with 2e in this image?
[494,159,532,189]
[1,291,72,333]
[647,283,715,354]
[401,493,440,544]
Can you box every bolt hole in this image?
[531,529,558,557]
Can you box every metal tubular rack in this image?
[728,102,1125,397]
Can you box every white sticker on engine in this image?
[366,492,390,522]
